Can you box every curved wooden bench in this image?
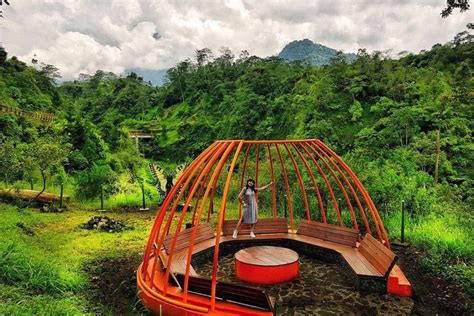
[157,219,399,301]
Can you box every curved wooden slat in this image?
[290,143,327,223]
[315,140,389,247]
[298,142,343,226]
[306,141,359,231]
[312,142,371,234]
[274,143,295,231]
[283,144,310,220]
[266,144,277,219]
[182,142,237,301]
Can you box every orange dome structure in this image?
[137,139,411,315]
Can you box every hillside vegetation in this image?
[0,25,473,309]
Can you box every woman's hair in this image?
[245,178,257,192]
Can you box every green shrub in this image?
[75,161,117,199]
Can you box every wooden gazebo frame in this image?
[137,140,404,315]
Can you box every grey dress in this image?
[240,187,258,224]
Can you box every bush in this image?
[75,162,117,199]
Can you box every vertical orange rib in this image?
[266,144,277,219]
[312,142,370,234]
[142,142,217,278]
[161,144,220,240]
[239,144,252,217]
[154,157,210,275]
[210,141,244,310]
[306,141,358,230]
[206,170,221,222]
[315,140,388,246]
[290,143,327,223]
[255,144,261,203]
[183,142,236,301]
[148,153,213,287]
[275,143,294,231]
[298,142,343,226]
[283,144,310,220]
[191,170,210,225]
[162,142,229,295]
[143,142,219,283]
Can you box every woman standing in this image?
[233,179,273,238]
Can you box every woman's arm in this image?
[256,181,274,191]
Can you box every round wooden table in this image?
[234,246,299,285]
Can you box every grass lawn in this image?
[0,202,156,315]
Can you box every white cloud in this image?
[1,0,472,79]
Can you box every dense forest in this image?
[1,24,473,302]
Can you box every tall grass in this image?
[384,206,474,295]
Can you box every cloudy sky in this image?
[1,0,472,79]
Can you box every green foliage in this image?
[75,161,117,199]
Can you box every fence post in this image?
[30,179,34,190]
[59,182,64,208]
[99,184,105,212]
[434,130,440,183]
[401,200,405,243]
[140,181,149,211]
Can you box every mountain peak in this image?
[279,39,356,66]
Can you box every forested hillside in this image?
[1,25,473,297]
[279,39,356,65]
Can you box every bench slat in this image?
[299,220,358,234]
[222,218,287,235]
[359,234,397,276]
[163,223,214,254]
[174,274,274,311]
[297,219,359,247]
[298,222,359,237]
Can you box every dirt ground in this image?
[392,244,473,315]
[86,245,473,315]
[86,254,151,315]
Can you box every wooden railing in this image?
[1,105,55,123]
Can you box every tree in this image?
[349,100,363,121]
[195,48,213,66]
[26,137,71,200]
[441,0,470,17]
[40,63,62,80]
[0,141,23,185]
[0,46,7,66]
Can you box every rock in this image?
[80,216,129,233]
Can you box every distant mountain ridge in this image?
[278,39,356,65]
